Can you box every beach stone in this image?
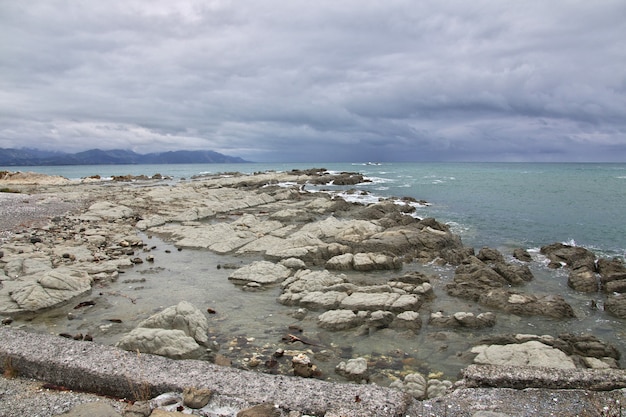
[291,353,320,378]
[279,257,307,270]
[228,261,292,287]
[335,357,369,382]
[182,387,213,408]
[471,341,576,369]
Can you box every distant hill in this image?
[0,148,250,166]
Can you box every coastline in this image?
[1,169,626,416]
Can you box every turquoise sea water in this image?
[5,162,625,261]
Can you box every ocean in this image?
[5,161,625,261]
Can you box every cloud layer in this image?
[1,1,625,162]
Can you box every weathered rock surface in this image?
[228,261,292,288]
[471,341,577,369]
[335,357,369,382]
[429,311,496,329]
[116,301,212,360]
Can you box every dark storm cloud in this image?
[0,1,624,162]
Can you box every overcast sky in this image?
[1,1,625,162]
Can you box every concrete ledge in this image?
[0,327,411,416]
[462,364,626,391]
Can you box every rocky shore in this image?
[2,168,626,416]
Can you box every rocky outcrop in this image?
[429,311,496,329]
[116,301,213,360]
[446,257,573,318]
[0,267,92,314]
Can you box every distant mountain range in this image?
[0,148,250,166]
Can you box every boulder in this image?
[471,340,577,369]
[228,261,292,287]
[603,293,626,318]
[492,262,534,284]
[136,301,211,347]
[325,252,402,271]
[367,310,395,330]
[291,353,320,378]
[429,311,496,329]
[340,292,421,312]
[116,328,207,360]
[540,243,596,269]
[598,258,626,284]
[568,266,599,292]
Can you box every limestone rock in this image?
[2,268,92,313]
[228,261,292,287]
[317,309,366,330]
[137,301,210,347]
[392,311,422,332]
[79,201,134,221]
[471,340,576,369]
[389,372,427,399]
[116,328,207,360]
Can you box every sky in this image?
[1,1,625,163]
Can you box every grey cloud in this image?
[0,0,625,162]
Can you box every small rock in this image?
[335,357,369,382]
[292,353,321,378]
[182,386,213,409]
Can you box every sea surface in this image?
[5,162,625,260]
[3,161,626,381]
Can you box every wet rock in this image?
[598,257,626,284]
[291,353,321,378]
[605,293,626,318]
[513,248,532,262]
[136,301,211,347]
[367,310,395,330]
[391,311,422,332]
[492,262,534,284]
[429,311,496,329]
[340,292,421,312]
[471,341,577,369]
[477,247,505,264]
[540,243,596,269]
[568,264,599,292]
[228,261,292,287]
[335,357,369,382]
[317,309,366,330]
[182,387,213,409]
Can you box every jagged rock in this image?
[335,357,369,382]
[471,341,577,369]
[598,258,626,284]
[605,293,626,318]
[228,261,292,287]
[513,248,532,262]
[492,262,534,284]
[477,247,505,263]
[568,265,599,292]
[540,243,596,269]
